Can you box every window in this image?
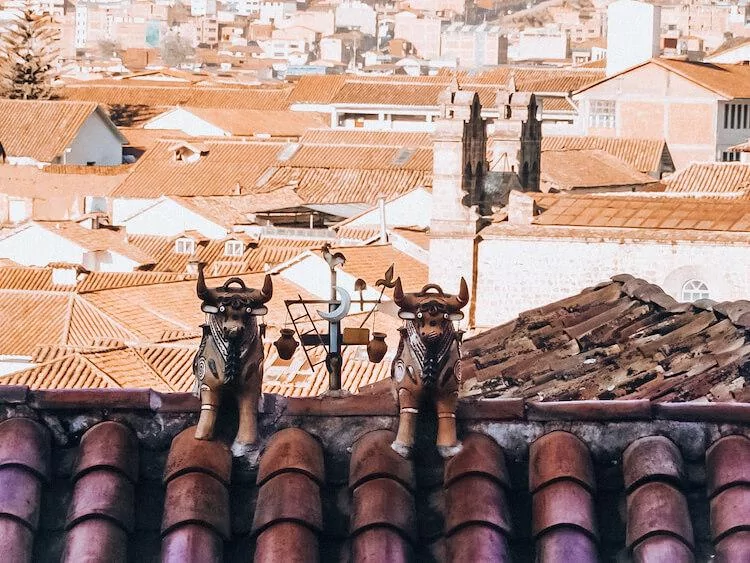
[722,151,740,162]
[682,280,710,302]
[224,240,244,256]
[8,199,28,223]
[84,196,107,213]
[588,100,616,128]
[175,238,196,255]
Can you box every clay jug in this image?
[274,328,298,360]
[367,332,388,363]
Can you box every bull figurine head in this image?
[391,278,469,459]
[193,263,272,449]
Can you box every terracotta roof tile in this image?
[540,149,659,190]
[0,100,112,162]
[253,428,323,561]
[160,107,329,137]
[63,422,137,562]
[112,139,288,197]
[542,135,671,174]
[664,162,750,196]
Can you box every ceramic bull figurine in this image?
[390,278,469,459]
[192,264,272,447]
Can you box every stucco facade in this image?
[574,62,725,168]
[472,229,750,327]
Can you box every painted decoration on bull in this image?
[391,278,469,459]
[192,263,272,449]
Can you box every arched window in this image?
[682,280,709,302]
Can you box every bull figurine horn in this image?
[393,277,404,307]
[196,262,217,305]
[260,274,273,302]
[445,278,470,310]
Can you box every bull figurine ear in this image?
[448,312,464,321]
[201,304,219,314]
[398,311,416,320]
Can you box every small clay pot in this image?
[367,332,388,363]
[274,328,298,360]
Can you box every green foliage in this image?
[0,2,59,100]
[160,32,194,68]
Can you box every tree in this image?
[97,39,121,60]
[0,1,59,100]
[160,32,194,68]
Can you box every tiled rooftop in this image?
[530,192,750,232]
[542,136,672,175]
[463,274,750,402]
[664,162,750,196]
[1,386,749,561]
[540,150,659,191]
[0,100,118,162]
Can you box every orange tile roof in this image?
[119,127,189,150]
[469,66,605,92]
[284,144,432,170]
[391,227,430,250]
[32,222,156,265]
[331,243,428,293]
[170,108,330,137]
[258,167,432,205]
[0,165,129,199]
[0,100,121,162]
[663,162,750,195]
[169,191,305,225]
[540,150,659,190]
[542,136,670,174]
[111,139,288,197]
[299,128,432,147]
[532,193,750,232]
[61,83,293,110]
[576,58,750,99]
[0,266,76,292]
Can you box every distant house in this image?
[0,100,127,166]
[142,107,328,138]
[573,58,750,168]
[0,221,155,272]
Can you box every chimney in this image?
[507,191,537,226]
[186,259,200,276]
[378,197,388,243]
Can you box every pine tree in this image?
[0,2,59,100]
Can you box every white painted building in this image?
[0,222,153,272]
[143,107,230,137]
[334,1,376,36]
[516,25,569,61]
[606,0,660,76]
[191,0,216,17]
[117,196,232,239]
[339,188,432,230]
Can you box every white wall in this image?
[121,198,229,239]
[473,233,750,327]
[606,0,660,76]
[0,226,87,266]
[65,112,123,166]
[112,198,160,225]
[346,189,432,228]
[144,108,229,136]
[707,44,750,63]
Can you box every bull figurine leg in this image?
[392,387,420,458]
[235,372,261,447]
[436,390,461,458]
[195,384,220,441]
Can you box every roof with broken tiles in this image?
[1,384,750,561]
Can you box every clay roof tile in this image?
[710,486,750,542]
[164,426,232,486]
[161,523,223,563]
[623,436,684,493]
[74,421,139,482]
[62,519,129,563]
[630,535,694,563]
[444,475,512,536]
[256,427,324,486]
[66,470,135,531]
[446,525,511,563]
[252,472,324,534]
[535,528,598,563]
[531,480,597,538]
[714,530,750,562]
[255,522,320,562]
[626,482,694,550]
[349,429,414,492]
[350,478,416,541]
[529,431,595,493]
[444,432,509,488]
[0,418,51,481]
[0,467,43,529]
[706,435,750,498]
[0,521,33,563]
[161,472,230,539]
